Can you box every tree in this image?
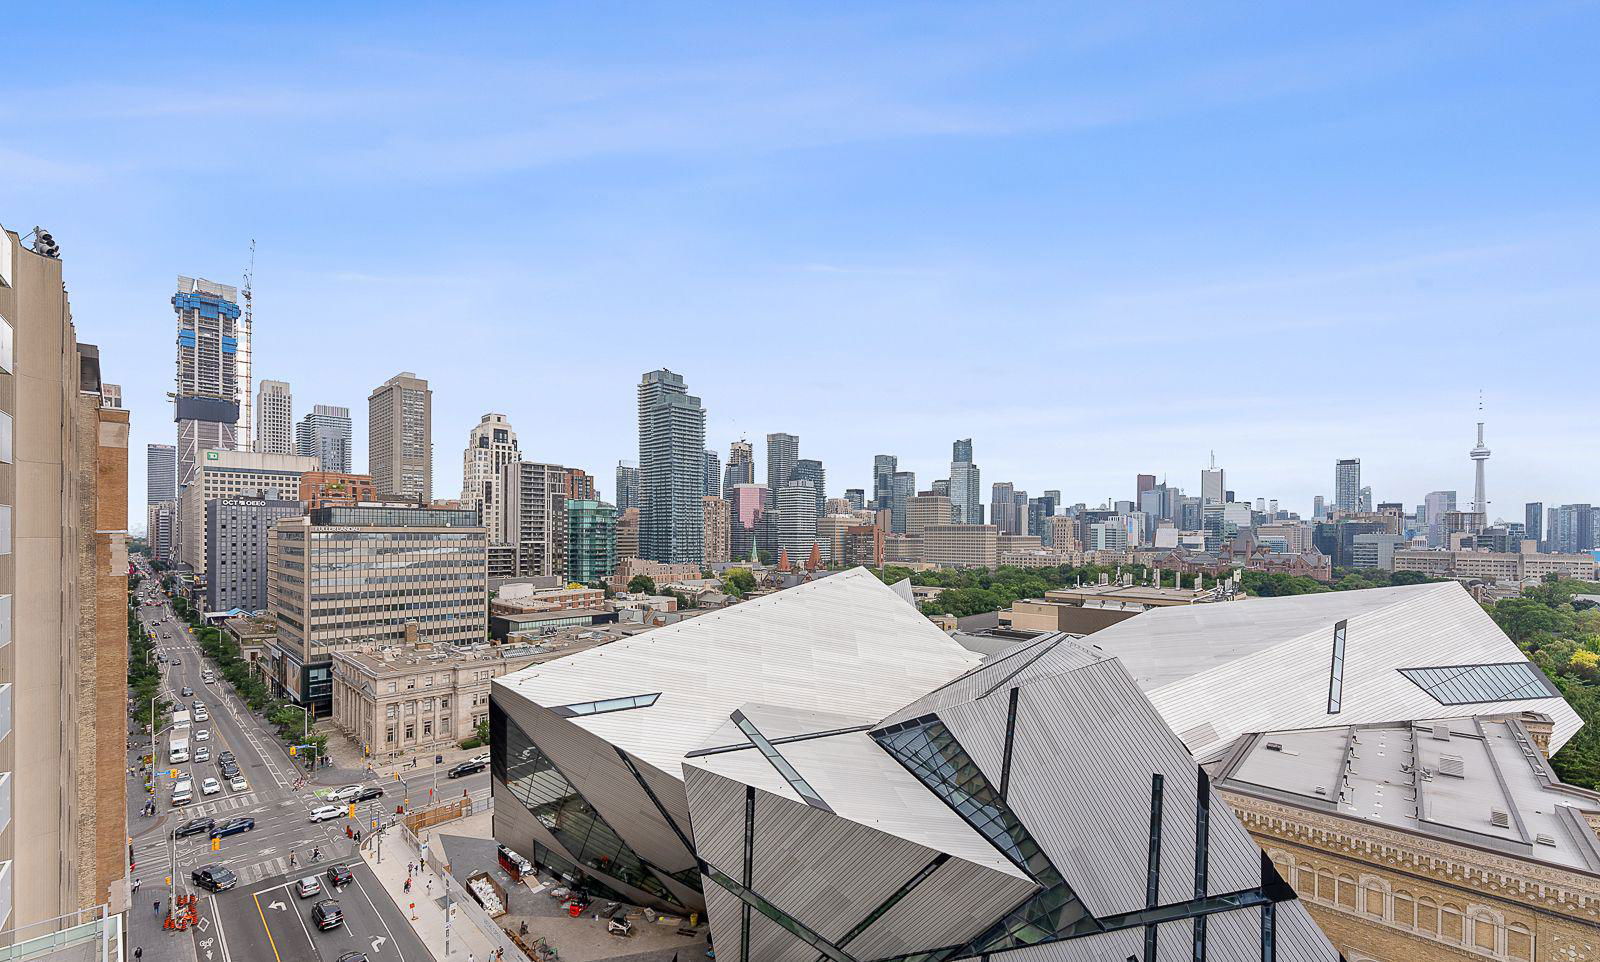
[721,568,756,598]
[627,575,656,594]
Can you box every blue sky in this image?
[3,2,1597,528]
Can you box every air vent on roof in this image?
[1439,754,1465,778]
[1264,742,1284,752]
[1432,723,1451,742]
[1536,833,1557,846]
[1489,809,1510,828]
[1313,785,1327,796]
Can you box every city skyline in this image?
[2,4,1595,527]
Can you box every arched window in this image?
[1360,878,1387,919]
[1507,924,1533,961]
[1336,873,1358,910]
[1441,903,1464,943]
[1296,862,1317,897]
[1316,869,1337,904]
[1417,897,1440,935]
[1392,890,1415,930]
[1469,909,1503,954]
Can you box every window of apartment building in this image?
[386,726,395,744]
[405,678,415,690]
[421,698,432,711]
[439,696,449,709]
[0,314,12,372]
[404,724,414,740]
[386,704,397,718]
[425,675,434,687]
[0,505,10,556]
[439,716,450,733]
[404,702,415,715]
[423,721,432,736]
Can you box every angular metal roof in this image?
[495,567,982,778]
[1079,581,1582,761]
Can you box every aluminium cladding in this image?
[1079,580,1582,762]
[492,567,1343,961]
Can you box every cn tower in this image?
[1470,416,1491,518]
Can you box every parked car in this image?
[308,805,344,823]
[447,760,486,778]
[325,864,353,888]
[201,777,221,796]
[191,865,237,892]
[296,876,323,898]
[311,899,344,930]
[174,817,215,838]
[211,817,255,838]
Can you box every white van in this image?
[171,778,194,806]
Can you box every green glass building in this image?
[567,499,618,584]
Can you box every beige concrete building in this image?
[1395,549,1595,583]
[905,493,953,539]
[266,504,487,716]
[177,449,315,575]
[330,642,549,758]
[501,460,568,578]
[367,371,432,502]
[606,558,702,591]
[1258,521,1314,552]
[1213,715,1600,962]
[616,506,639,562]
[701,495,730,564]
[0,222,130,938]
[922,524,998,568]
[460,413,519,545]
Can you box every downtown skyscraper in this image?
[255,378,293,455]
[615,460,640,513]
[949,438,982,524]
[296,404,353,473]
[1335,458,1362,513]
[723,439,754,493]
[638,369,706,564]
[766,432,799,491]
[368,371,432,501]
[172,275,250,486]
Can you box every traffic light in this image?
[347,803,356,818]
[211,838,220,851]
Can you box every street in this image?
[126,559,482,962]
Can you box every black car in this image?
[174,817,215,838]
[325,863,353,888]
[311,899,344,930]
[335,953,369,962]
[211,817,255,838]
[354,785,384,802]
[192,865,237,892]
[180,686,193,697]
[446,760,486,778]
[218,751,237,763]
[219,764,241,779]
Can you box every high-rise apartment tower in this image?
[637,369,706,564]
[367,372,431,502]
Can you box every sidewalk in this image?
[321,724,488,782]
[360,818,498,962]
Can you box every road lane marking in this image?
[350,870,403,958]
[251,889,284,962]
[208,890,234,962]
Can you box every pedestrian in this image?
[153,900,160,916]
[426,879,432,897]
[133,949,142,960]
[132,877,140,893]
[403,878,411,893]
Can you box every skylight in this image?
[549,692,660,718]
[1398,662,1557,706]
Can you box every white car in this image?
[194,746,211,762]
[201,777,221,796]
[195,729,210,741]
[229,775,249,792]
[194,711,210,722]
[308,805,344,823]
[470,753,489,766]
[326,785,363,802]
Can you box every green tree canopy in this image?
[627,575,657,594]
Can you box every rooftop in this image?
[1213,716,1600,874]
[495,567,981,779]
[1078,581,1583,762]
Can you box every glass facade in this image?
[566,499,618,584]
[492,700,694,908]
[873,714,1093,957]
[1398,662,1558,705]
[310,506,480,528]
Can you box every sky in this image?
[2,2,1597,530]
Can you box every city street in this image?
[125,560,473,962]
